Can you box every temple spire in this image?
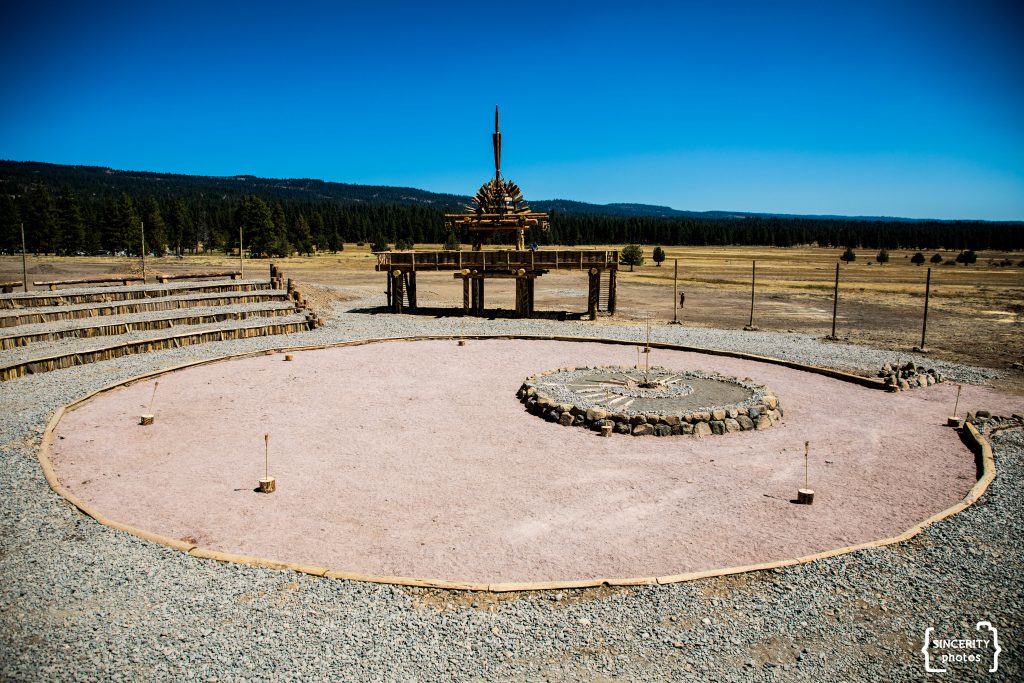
[492,104,502,181]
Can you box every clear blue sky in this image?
[2,1,1022,219]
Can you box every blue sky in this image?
[2,1,1022,219]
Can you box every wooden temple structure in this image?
[376,106,618,318]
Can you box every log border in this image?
[37,334,993,592]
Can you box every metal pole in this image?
[830,262,840,338]
[239,226,244,279]
[20,222,28,292]
[920,266,931,350]
[747,260,756,328]
[672,259,679,324]
[140,220,146,283]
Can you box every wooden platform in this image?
[375,250,618,318]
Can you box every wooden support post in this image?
[462,276,470,311]
[920,267,931,351]
[515,275,528,318]
[20,223,28,293]
[407,271,417,310]
[587,269,599,320]
[386,269,392,308]
[392,271,404,313]
[527,277,535,316]
[140,220,146,283]
[830,261,840,339]
[671,259,681,324]
[745,260,757,330]
[608,269,617,314]
[477,277,485,313]
[239,226,244,280]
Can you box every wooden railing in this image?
[375,250,619,271]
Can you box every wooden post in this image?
[947,384,963,426]
[516,274,528,318]
[259,433,276,493]
[408,271,417,309]
[140,220,147,283]
[671,259,680,324]
[20,223,28,293]
[462,276,471,311]
[608,269,617,314]
[527,277,535,316]
[392,270,404,313]
[239,226,244,279]
[920,267,931,351]
[830,261,840,338]
[797,440,814,504]
[386,269,392,308]
[140,381,158,425]
[746,260,756,329]
[478,277,485,313]
[587,269,599,320]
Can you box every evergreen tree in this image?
[25,185,58,254]
[840,247,856,263]
[911,252,925,265]
[955,250,977,266]
[56,186,86,254]
[291,214,313,256]
[652,246,666,266]
[0,192,22,254]
[168,199,196,254]
[621,244,644,271]
[140,197,167,256]
[443,231,461,251]
[875,248,889,265]
[370,232,389,252]
[930,253,943,264]
[235,195,275,256]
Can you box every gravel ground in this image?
[1,285,1020,681]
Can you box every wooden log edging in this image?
[0,306,299,349]
[35,334,995,592]
[0,281,273,310]
[0,319,313,381]
[0,291,290,329]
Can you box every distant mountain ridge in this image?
[2,159,1016,224]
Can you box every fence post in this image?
[830,262,840,338]
[745,260,756,330]
[920,267,932,351]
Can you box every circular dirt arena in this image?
[47,338,995,586]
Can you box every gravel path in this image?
[1,286,1020,681]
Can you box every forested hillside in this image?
[0,160,1020,256]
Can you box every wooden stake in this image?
[947,384,963,427]
[670,259,680,324]
[748,260,756,329]
[830,262,840,338]
[140,380,158,425]
[239,226,245,280]
[920,267,931,351]
[20,223,28,293]
[259,433,276,493]
[141,220,146,283]
[797,440,814,504]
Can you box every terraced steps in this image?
[0,278,273,310]
[0,313,314,381]
[0,289,290,328]
[0,301,301,349]
[0,266,320,381]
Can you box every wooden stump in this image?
[600,424,613,437]
[259,477,276,493]
[139,414,154,426]
[284,354,294,361]
[946,416,961,428]
[797,488,814,505]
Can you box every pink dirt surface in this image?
[48,339,1024,584]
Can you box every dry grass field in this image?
[3,244,1022,380]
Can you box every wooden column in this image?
[587,269,600,320]
[527,277,535,316]
[407,272,417,310]
[386,270,392,308]
[608,269,617,314]
[477,278,485,313]
[462,276,471,311]
[515,276,528,318]
[392,271,404,313]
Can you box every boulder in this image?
[748,407,760,420]
[558,412,574,426]
[630,414,647,425]
[654,424,672,437]
[632,423,655,436]
[710,420,726,435]
[544,409,560,423]
[664,415,682,427]
[559,404,574,414]
[712,409,727,421]
[755,416,772,430]
[724,418,741,433]
[737,415,755,431]
[764,396,778,410]
[681,423,695,435]
[693,422,712,437]
[614,421,631,434]
[898,379,910,391]
[586,407,608,422]
[592,418,614,432]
